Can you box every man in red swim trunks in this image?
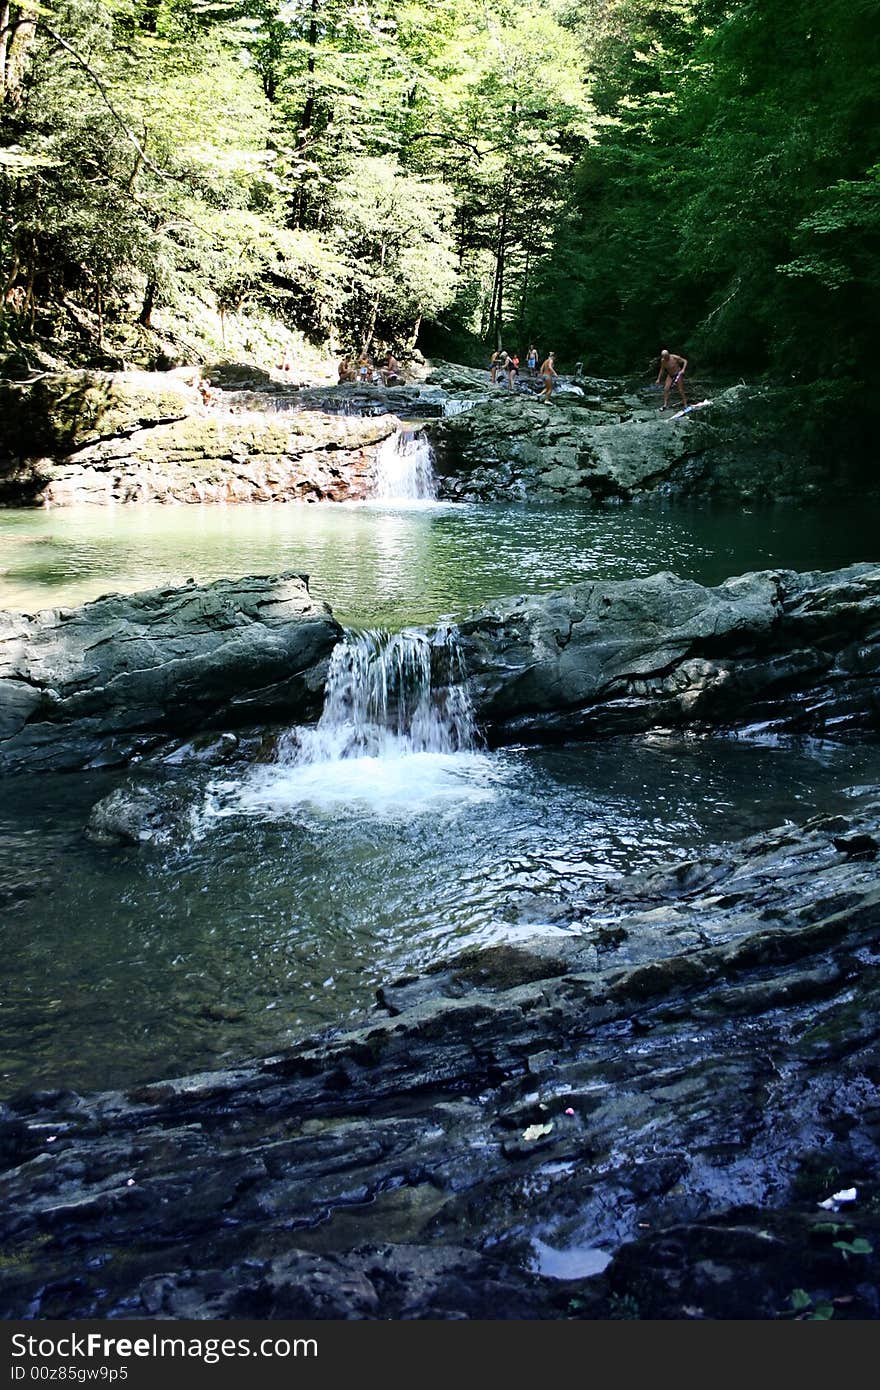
[656,348,688,410]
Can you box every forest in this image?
[0,0,879,412]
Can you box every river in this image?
[2,495,880,1097]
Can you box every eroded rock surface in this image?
[456,563,880,743]
[1,799,878,1319]
[0,370,399,505]
[430,382,817,503]
[0,572,341,773]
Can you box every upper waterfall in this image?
[372,427,438,501]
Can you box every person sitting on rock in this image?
[381,351,402,386]
[357,352,373,383]
[337,354,356,383]
[656,348,688,411]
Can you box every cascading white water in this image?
[442,398,478,418]
[373,428,438,501]
[208,628,491,815]
[279,626,475,766]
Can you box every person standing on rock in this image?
[506,354,519,391]
[527,344,538,376]
[539,352,558,402]
[656,348,688,411]
[490,348,510,385]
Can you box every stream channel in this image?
[3,435,880,1097]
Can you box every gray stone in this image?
[0,572,342,772]
[453,563,880,742]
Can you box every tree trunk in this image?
[138,278,156,329]
[518,244,531,340]
[298,0,319,144]
[0,2,10,100]
[362,241,386,355]
[487,175,511,349]
[3,17,36,105]
[293,0,320,227]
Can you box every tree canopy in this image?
[1,0,877,412]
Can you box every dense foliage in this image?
[0,0,878,410]
[0,0,589,361]
[540,0,880,402]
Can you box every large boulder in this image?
[429,383,818,503]
[455,562,880,742]
[0,572,342,772]
[0,369,196,457]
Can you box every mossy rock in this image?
[0,370,194,457]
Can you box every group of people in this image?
[489,343,690,410]
[489,345,559,401]
[338,349,402,387]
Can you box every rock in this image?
[85,781,193,846]
[0,572,342,773]
[0,369,401,504]
[203,363,276,391]
[0,370,196,458]
[453,563,880,743]
[1,350,36,381]
[428,382,816,503]
[1,797,880,1318]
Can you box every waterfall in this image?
[442,398,478,418]
[279,626,475,765]
[373,427,438,501]
[210,626,491,817]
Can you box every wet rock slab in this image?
[1,799,879,1319]
[0,572,341,773]
[456,562,880,743]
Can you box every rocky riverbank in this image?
[0,370,400,505]
[2,563,879,775]
[0,360,834,508]
[429,380,820,504]
[458,562,880,744]
[1,793,878,1319]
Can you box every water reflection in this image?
[3,733,880,1096]
[2,499,880,625]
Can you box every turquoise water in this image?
[2,498,880,626]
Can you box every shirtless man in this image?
[381,350,401,386]
[656,349,688,410]
[539,352,558,402]
[490,349,509,385]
